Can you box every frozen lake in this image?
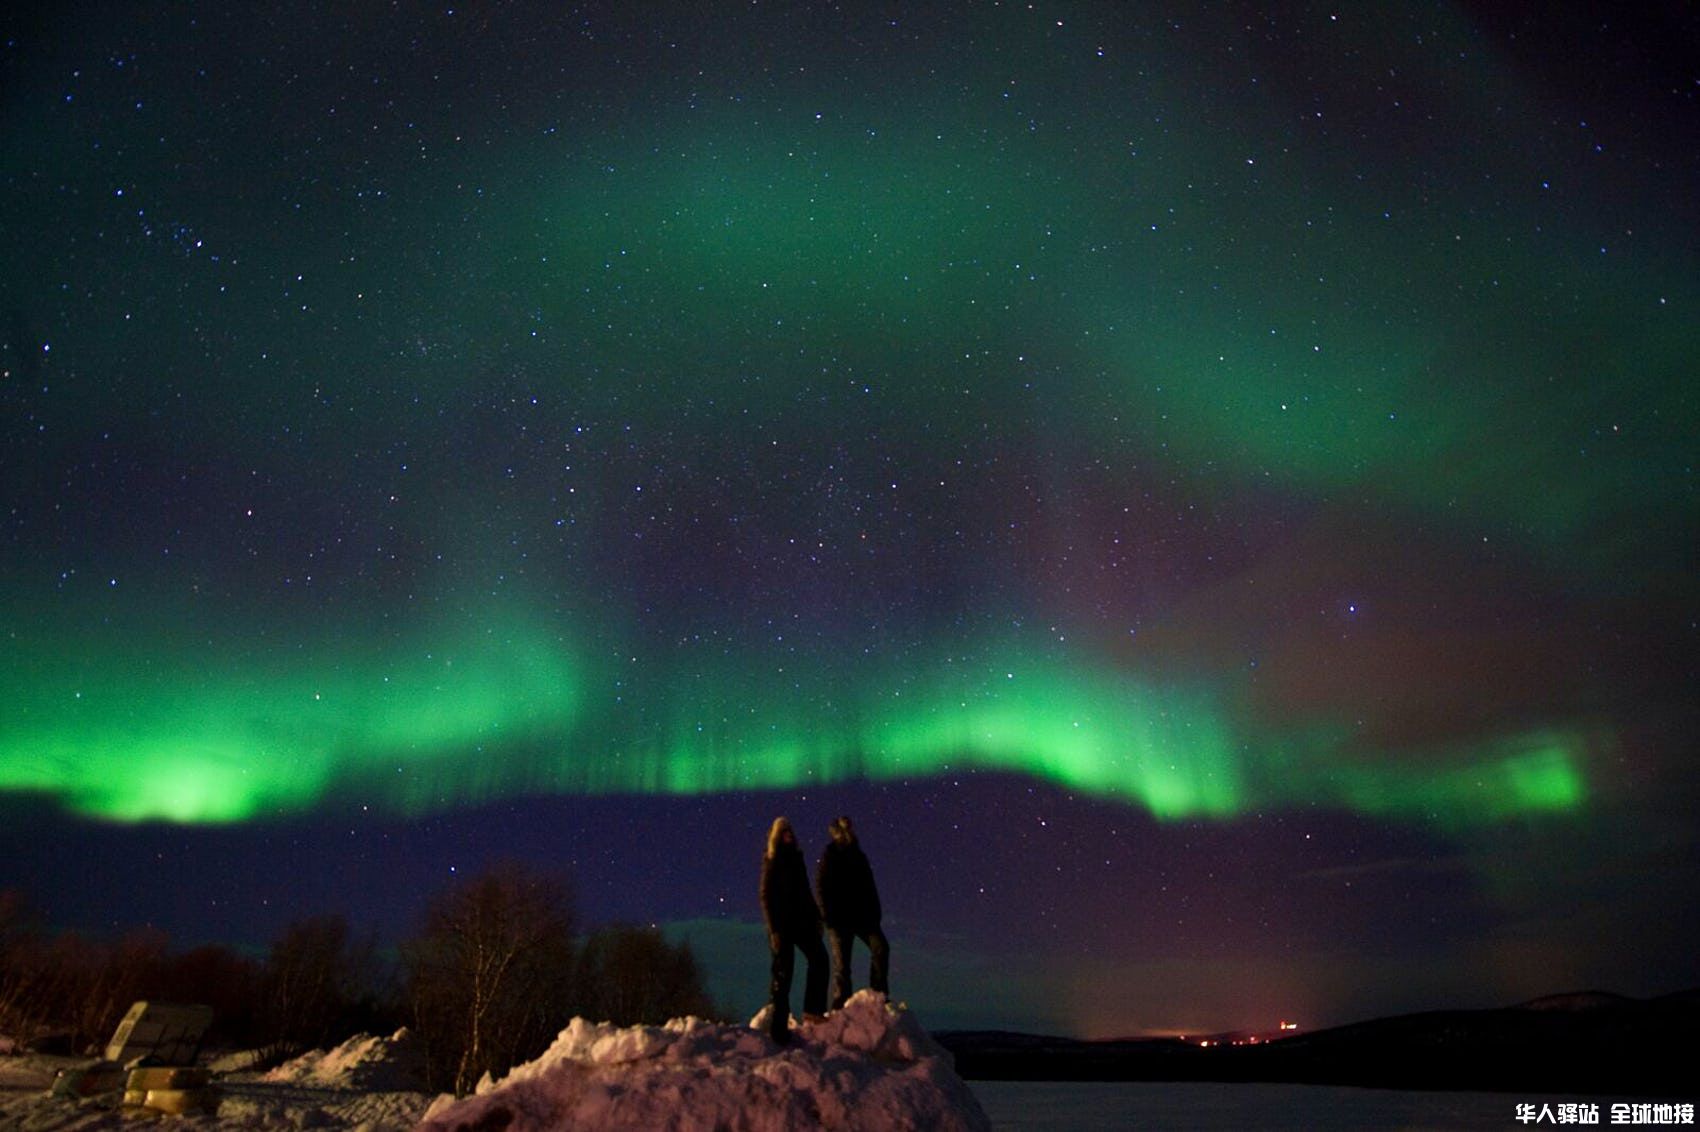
[970,1079,1612,1131]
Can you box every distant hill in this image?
[1514,990,1632,1012]
[937,991,1700,1097]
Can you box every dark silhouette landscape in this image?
[938,990,1700,1097]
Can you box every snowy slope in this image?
[420,991,990,1132]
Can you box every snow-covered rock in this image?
[418,991,990,1132]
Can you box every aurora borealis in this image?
[3,2,1696,1035]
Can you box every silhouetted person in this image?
[760,816,828,1044]
[816,814,890,1010]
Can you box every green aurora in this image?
[2,2,1686,845]
[1,605,1592,826]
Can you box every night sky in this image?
[2,2,1696,1038]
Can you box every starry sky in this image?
[2,2,1696,1038]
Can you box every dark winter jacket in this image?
[816,839,882,935]
[761,843,821,942]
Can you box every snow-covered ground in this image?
[0,991,988,1131]
[0,1029,435,1131]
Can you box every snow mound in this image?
[417,991,990,1132]
[265,1027,426,1092]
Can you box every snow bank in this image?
[418,991,990,1132]
[265,1027,426,1092]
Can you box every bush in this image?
[0,894,167,1055]
[576,924,717,1027]
[154,944,263,1049]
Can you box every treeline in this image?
[0,862,716,1095]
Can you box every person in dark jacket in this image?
[816,815,890,1010]
[760,816,828,1044]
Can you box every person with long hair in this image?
[760,816,829,1044]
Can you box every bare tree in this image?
[403,862,578,1095]
[259,915,373,1060]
